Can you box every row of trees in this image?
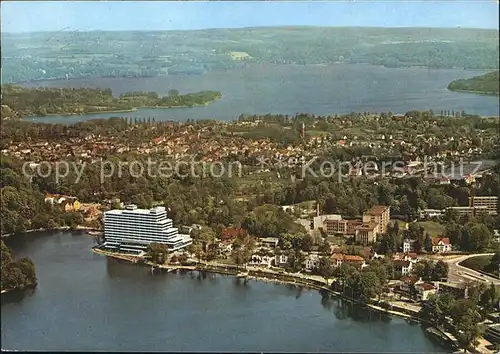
[1,240,37,292]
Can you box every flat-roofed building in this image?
[469,196,498,215]
[363,205,390,234]
[103,204,192,254]
[323,218,363,235]
[447,206,490,218]
[355,222,379,245]
[437,282,469,299]
[313,214,342,230]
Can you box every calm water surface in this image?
[1,232,449,352]
[23,64,499,124]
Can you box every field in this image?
[415,221,446,236]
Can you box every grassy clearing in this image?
[415,221,446,236]
[460,255,498,277]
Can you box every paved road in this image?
[441,253,500,285]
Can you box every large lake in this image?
[23,64,499,124]
[1,232,449,352]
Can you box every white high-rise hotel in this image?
[103,205,192,254]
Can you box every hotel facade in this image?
[103,205,192,254]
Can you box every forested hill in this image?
[447,71,500,95]
[2,27,499,83]
[1,85,222,118]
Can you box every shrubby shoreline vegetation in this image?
[1,240,37,293]
[448,71,500,96]
[1,85,222,118]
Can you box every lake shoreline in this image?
[1,225,100,239]
[93,247,458,350]
[10,63,498,86]
[447,88,499,96]
[22,96,223,119]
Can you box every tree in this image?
[432,260,449,281]
[301,234,314,252]
[451,299,482,352]
[18,258,37,285]
[146,243,169,265]
[318,239,331,256]
[190,243,204,264]
[168,89,179,97]
[317,257,334,283]
[356,271,382,303]
[424,233,433,252]
[466,223,492,252]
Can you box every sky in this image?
[1,1,499,33]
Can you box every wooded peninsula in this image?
[1,85,222,118]
[448,71,500,96]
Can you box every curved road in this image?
[442,253,500,285]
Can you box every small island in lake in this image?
[447,70,499,96]
[1,85,223,119]
[1,240,37,293]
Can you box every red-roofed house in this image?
[399,276,421,292]
[331,253,367,268]
[221,227,246,241]
[432,237,452,253]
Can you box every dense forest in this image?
[448,71,500,95]
[1,155,83,235]
[1,85,222,118]
[1,240,37,292]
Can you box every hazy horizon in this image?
[2,1,499,33]
[3,24,500,36]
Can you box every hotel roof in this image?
[104,205,167,215]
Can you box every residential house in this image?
[494,229,500,243]
[393,252,418,264]
[394,260,413,276]
[221,226,246,241]
[431,237,452,253]
[273,254,289,268]
[304,253,321,271]
[403,239,415,253]
[45,194,81,212]
[260,237,279,248]
[399,276,421,293]
[217,241,233,256]
[65,198,81,212]
[249,254,274,268]
[331,253,366,268]
[415,282,437,301]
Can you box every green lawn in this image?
[460,255,498,277]
[415,221,446,236]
